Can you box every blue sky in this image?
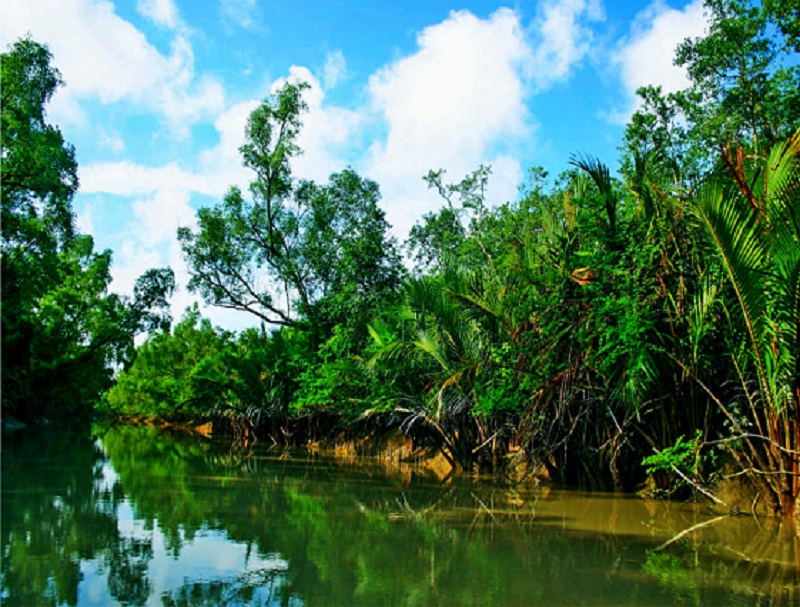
[1,0,708,329]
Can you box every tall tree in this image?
[675,0,800,156]
[179,83,403,334]
[1,38,77,254]
[1,38,174,423]
[296,168,404,333]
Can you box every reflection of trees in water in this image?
[161,569,296,607]
[1,427,149,607]
[100,424,233,548]
[95,427,610,605]
[108,537,153,607]
[642,518,800,606]
[90,426,800,606]
[4,425,800,606]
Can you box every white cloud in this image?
[81,66,363,197]
[489,154,526,208]
[136,0,179,29]
[322,50,346,90]
[80,161,217,196]
[110,240,163,296]
[221,0,259,29]
[368,9,531,177]
[359,4,603,239]
[363,8,536,239]
[1,0,224,135]
[48,92,89,128]
[529,0,605,89]
[126,189,199,322]
[612,0,707,120]
[131,189,196,247]
[81,95,259,199]
[75,201,95,236]
[198,99,260,191]
[99,132,125,153]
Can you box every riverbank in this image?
[98,414,774,517]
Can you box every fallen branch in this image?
[666,455,742,514]
[654,515,727,552]
[723,467,800,479]
[471,492,497,522]
[472,431,500,454]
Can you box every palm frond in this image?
[693,180,772,405]
[570,153,618,232]
[687,270,724,368]
[415,329,467,377]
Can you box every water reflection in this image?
[2,424,799,606]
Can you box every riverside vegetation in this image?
[2,0,799,515]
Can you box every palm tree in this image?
[692,130,800,515]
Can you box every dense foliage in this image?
[5,0,799,514]
[1,39,174,424]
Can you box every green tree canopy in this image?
[1,38,175,423]
[179,82,404,334]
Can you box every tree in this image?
[104,307,231,420]
[406,206,464,275]
[763,0,800,52]
[179,83,404,336]
[178,83,309,327]
[1,38,77,254]
[622,1,800,187]
[1,38,174,423]
[410,166,494,275]
[674,0,800,156]
[691,130,800,516]
[294,168,404,333]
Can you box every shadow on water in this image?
[2,424,799,606]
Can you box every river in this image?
[2,424,798,606]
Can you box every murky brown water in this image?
[2,424,799,606]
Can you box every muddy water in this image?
[2,424,798,606]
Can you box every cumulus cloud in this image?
[80,161,214,196]
[109,240,163,296]
[136,0,179,29]
[198,99,261,191]
[529,0,605,89]
[124,189,201,321]
[361,9,537,239]
[1,0,224,135]
[79,97,254,198]
[359,4,607,239]
[131,189,196,247]
[98,131,125,153]
[612,0,707,120]
[82,66,364,198]
[75,201,95,236]
[368,9,531,174]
